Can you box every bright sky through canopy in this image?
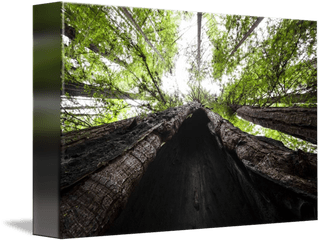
[62,10,277,106]
[62,11,293,115]
[161,12,267,98]
[161,13,220,97]
[60,2,317,155]
[62,9,316,120]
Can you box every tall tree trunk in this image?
[236,106,317,144]
[197,12,202,73]
[65,113,100,116]
[204,108,317,195]
[147,16,161,42]
[60,105,317,238]
[60,102,201,238]
[62,81,140,100]
[63,106,108,110]
[105,108,317,235]
[62,24,164,103]
[62,24,129,67]
[119,7,165,62]
[248,91,317,105]
[228,17,264,58]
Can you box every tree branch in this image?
[119,7,165,62]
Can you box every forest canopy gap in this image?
[61,3,317,152]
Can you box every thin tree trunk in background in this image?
[62,81,140,100]
[65,113,101,117]
[197,12,202,72]
[236,106,317,144]
[140,9,151,27]
[63,106,106,110]
[120,7,165,62]
[249,91,317,105]
[62,24,163,103]
[228,17,264,57]
[148,17,161,42]
[62,24,129,67]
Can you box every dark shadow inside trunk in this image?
[104,108,316,235]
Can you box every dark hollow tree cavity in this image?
[104,108,316,235]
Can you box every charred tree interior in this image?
[59,103,201,238]
[60,106,317,238]
[105,108,317,235]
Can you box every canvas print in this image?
[57,2,317,238]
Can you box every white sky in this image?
[161,13,221,97]
[160,12,273,98]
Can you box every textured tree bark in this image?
[104,108,317,236]
[249,91,317,105]
[62,81,140,100]
[60,105,317,238]
[204,108,317,197]
[59,102,201,238]
[119,7,165,62]
[228,17,264,58]
[61,115,141,151]
[236,106,317,144]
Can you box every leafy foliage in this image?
[213,18,317,107]
[203,15,317,152]
[61,3,184,132]
[61,4,317,153]
[206,14,261,81]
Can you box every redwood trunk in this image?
[60,102,201,238]
[62,24,129,67]
[197,12,202,72]
[60,105,317,238]
[248,91,317,105]
[205,108,317,195]
[119,7,165,62]
[62,81,139,100]
[236,106,317,144]
[228,17,264,57]
[106,109,317,235]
